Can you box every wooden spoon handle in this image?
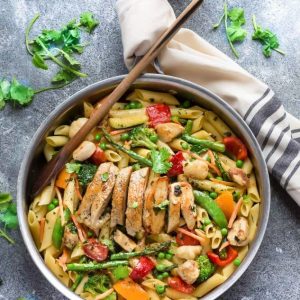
[31,0,203,196]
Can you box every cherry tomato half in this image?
[130,256,155,282]
[223,137,248,160]
[83,238,108,262]
[90,147,107,165]
[176,227,200,246]
[167,276,195,294]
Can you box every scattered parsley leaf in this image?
[150,148,172,174]
[32,53,48,70]
[228,8,245,26]
[101,172,109,182]
[252,15,285,57]
[66,162,82,174]
[80,12,99,33]
[154,200,169,211]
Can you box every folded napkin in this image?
[116,0,300,205]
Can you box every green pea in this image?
[209,192,218,199]
[87,230,94,238]
[100,142,107,150]
[95,133,102,142]
[181,142,189,150]
[216,176,223,181]
[181,100,191,108]
[156,264,166,272]
[129,101,139,109]
[149,134,158,143]
[47,203,56,211]
[158,252,165,259]
[162,272,169,278]
[157,274,164,281]
[203,218,211,226]
[132,163,141,171]
[121,133,129,141]
[236,160,244,168]
[221,228,228,236]
[52,198,59,206]
[167,249,175,255]
[155,285,166,294]
[233,258,241,266]
[136,102,143,108]
[233,191,240,202]
[165,253,173,260]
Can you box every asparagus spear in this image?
[102,129,153,167]
[213,151,230,181]
[182,134,225,152]
[67,260,128,272]
[71,273,83,291]
[110,241,171,261]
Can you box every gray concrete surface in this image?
[0,0,299,299]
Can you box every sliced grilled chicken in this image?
[180,182,197,230]
[143,171,159,233]
[77,162,118,229]
[151,177,169,234]
[228,168,249,187]
[63,226,79,250]
[114,229,137,252]
[167,183,182,233]
[155,122,184,142]
[126,167,150,237]
[110,166,133,228]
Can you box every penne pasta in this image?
[240,199,253,217]
[109,108,146,118]
[205,223,216,238]
[168,138,187,151]
[54,125,70,136]
[166,288,197,300]
[204,111,235,137]
[83,101,94,118]
[28,210,42,249]
[211,229,222,249]
[196,207,209,227]
[192,273,226,297]
[191,116,204,133]
[170,108,203,119]
[247,173,260,202]
[43,143,56,162]
[46,135,69,147]
[242,157,253,175]
[109,115,148,128]
[191,130,215,141]
[202,120,223,141]
[38,182,55,206]
[104,149,122,162]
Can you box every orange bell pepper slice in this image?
[55,167,71,189]
[113,278,149,300]
[215,191,235,220]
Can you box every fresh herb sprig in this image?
[0,192,19,244]
[252,15,285,57]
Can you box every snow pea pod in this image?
[193,190,228,228]
[52,217,64,249]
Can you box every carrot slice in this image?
[219,241,230,252]
[208,162,221,176]
[215,191,235,220]
[55,167,71,189]
[207,150,215,165]
[57,248,70,271]
[114,278,149,300]
[228,197,243,228]
[210,178,237,187]
[71,215,87,242]
[110,128,131,135]
[177,228,206,245]
[74,176,83,201]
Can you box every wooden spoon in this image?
[31,0,204,196]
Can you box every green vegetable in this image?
[191,145,209,155]
[77,163,97,187]
[95,133,102,141]
[79,12,99,33]
[32,53,48,70]
[101,239,116,253]
[128,126,158,150]
[101,172,109,182]
[196,255,215,283]
[203,218,211,226]
[181,100,191,108]
[149,134,159,143]
[221,228,228,236]
[216,176,223,181]
[67,260,129,272]
[165,253,173,260]
[47,203,56,211]
[181,142,189,150]
[52,217,64,249]
[209,192,218,199]
[155,285,166,294]
[162,272,169,278]
[157,274,164,280]
[156,264,166,272]
[0,193,12,205]
[150,148,172,174]
[120,133,129,141]
[87,230,93,238]
[154,200,169,211]
[158,252,165,259]
[233,191,240,202]
[103,129,152,167]
[71,273,83,291]
[100,142,107,150]
[0,202,18,229]
[0,228,15,244]
[182,134,225,152]
[233,258,241,266]
[194,190,228,228]
[252,15,285,57]
[214,152,230,181]
[110,241,171,261]
[171,115,180,123]
[184,120,193,135]
[52,198,59,206]
[132,163,141,171]
[236,159,244,168]
[0,78,35,110]
[219,248,227,259]
[112,265,130,280]
[66,162,82,174]
[83,274,111,295]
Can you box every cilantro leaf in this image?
[58,49,81,67]
[150,148,172,174]
[10,78,35,105]
[0,228,15,244]
[51,69,76,84]
[252,15,284,57]
[228,8,245,26]
[66,162,82,174]
[32,53,48,70]
[80,12,99,33]
[226,24,247,43]
[0,203,18,229]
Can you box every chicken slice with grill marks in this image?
[125,167,150,237]
[151,176,169,234]
[77,162,118,229]
[167,183,182,233]
[110,166,133,228]
[180,182,197,230]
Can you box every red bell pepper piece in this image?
[167,276,195,294]
[83,238,109,262]
[130,256,155,282]
[146,104,171,127]
[223,137,248,161]
[207,246,238,267]
[167,151,185,177]
[176,227,200,246]
[90,146,107,165]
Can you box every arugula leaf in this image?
[80,12,99,33]
[32,53,48,70]
[150,148,172,174]
[252,15,285,57]
[66,162,82,174]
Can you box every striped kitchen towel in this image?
[116,0,300,205]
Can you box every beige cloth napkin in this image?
[116,0,300,205]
